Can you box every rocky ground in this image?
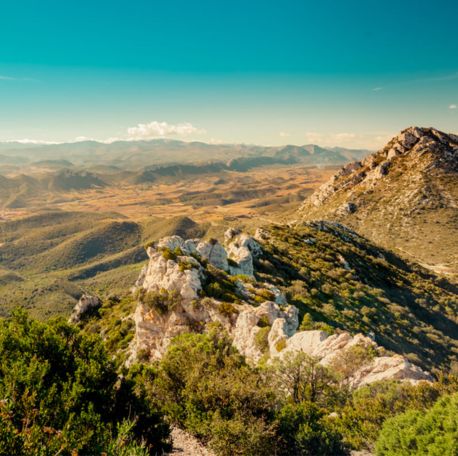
[167,427,214,456]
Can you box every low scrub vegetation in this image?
[0,310,170,455]
[1,312,457,455]
[255,223,458,371]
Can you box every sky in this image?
[0,0,457,148]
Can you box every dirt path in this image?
[167,427,214,456]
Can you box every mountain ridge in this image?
[299,126,458,280]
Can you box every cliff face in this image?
[127,228,433,387]
[299,127,458,279]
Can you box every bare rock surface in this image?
[68,293,100,324]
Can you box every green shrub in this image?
[277,402,347,456]
[140,288,181,315]
[334,379,456,450]
[275,338,287,352]
[256,288,276,301]
[160,247,178,261]
[0,310,170,455]
[218,301,238,318]
[330,343,377,382]
[375,393,458,456]
[255,326,271,353]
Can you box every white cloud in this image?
[449,104,457,110]
[0,74,37,82]
[279,131,290,138]
[372,87,383,92]
[127,121,205,139]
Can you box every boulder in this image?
[271,329,432,387]
[197,240,229,271]
[225,229,262,277]
[68,293,101,324]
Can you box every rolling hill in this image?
[0,211,212,318]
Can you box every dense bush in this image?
[277,402,346,456]
[375,392,458,455]
[140,329,349,456]
[135,287,181,315]
[334,377,458,450]
[0,310,170,455]
[145,328,278,455]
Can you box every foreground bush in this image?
[375,392,458,455]
[146,329,278,455]
[142,328,347,456]
[334,376,458,451]
[0,310,170,455]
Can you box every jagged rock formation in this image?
[69,293,101,324]
[128,229,433,387]
[129,231,266,362]
[300,127,458,279]
[271,330,432,388]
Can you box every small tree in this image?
[270,351,342,407]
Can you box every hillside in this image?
[80,221,458,375]
[0,211,212,318]
[299,127,458,280]
[255,222,457,372]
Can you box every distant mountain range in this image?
[0,139,371,209]
[0,138,371,170]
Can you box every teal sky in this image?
[1,0,457,148]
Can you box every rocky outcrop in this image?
[69,293,101,324]
[225,228,262,276]
[129,231,267,363]
[268,329,432,387]
[139,249,203,302]
[129,230,433,387]
[232,301,298,363]
[197,239,229,271]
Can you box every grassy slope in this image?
[0,211,211,318]
[255,222,458,372]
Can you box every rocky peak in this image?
[299,127,458,277]
[306,126,457,210]
[381,126,458,169]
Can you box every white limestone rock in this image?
[69,294,101,324]
[225,229,262,277]
[197,240,229,271]
[232,301,299,362]
[350,355,433,388]
[141,248,203,302]
[272,329,432,387]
